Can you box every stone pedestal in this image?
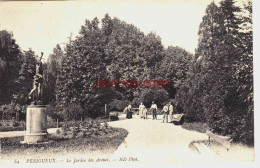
[21,105,48,144]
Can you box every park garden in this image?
[0,0,254,157]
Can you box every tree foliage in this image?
[14,49,37,104]
[176,0,253,145]
[56,17,113,118]
[55,15,169,118]
[0,30,22,105]
[160,46,193,98]
[43,44,64,104]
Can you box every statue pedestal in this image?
[21,105,48,144]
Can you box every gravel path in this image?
[108,114,221,163]
[0,131,26,138]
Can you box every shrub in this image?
[0,120,9,127]
[46,103,65,122]
[11,120,20,127]
[0,120,25,131]
[0,126,25,132]
[1,103,22,120]
[137,89,169,108]
[109,115,119,121]
[0,120,25,127]
[109,100,130,111]
[55,119,113,139]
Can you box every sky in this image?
[0,0,245,60]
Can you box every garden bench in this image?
[172,113,185,125]
[205,130,232,151]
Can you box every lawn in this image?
[181,122,209,133]
[0,127,128,160]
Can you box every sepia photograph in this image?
[0,0,256,166]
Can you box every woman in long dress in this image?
[126,104,132,119]
[143,106,148,119]
[139,102,145,118]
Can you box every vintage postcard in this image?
[0,0,255,167]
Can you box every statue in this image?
[28,52,44,105]
[23,52,48,144]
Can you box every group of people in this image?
[125,101,174,122]
[161,102,174,123]
[138,102,148,119]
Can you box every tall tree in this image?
[0,30,22,105]
[102,16,164,101]
[56,17,114,119]
[177,0,253,145]
[176,2,221,122]
[232,0,253,144]
[43,44,64,104]
[14,49,37,104]
[160,46,193,98]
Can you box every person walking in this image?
[150,101,157,120]
[168,102,174,122]
[128,104,132,119]
[143,106,148,119]
[126,104,132,119]
[124,106,128,118]
[139,102,145,118]
[125,106,129,119]
[161,103,169,123]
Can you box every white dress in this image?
[139,104,145,118]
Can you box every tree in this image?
[176,57,206,122]
[14,49,37,105]
[193,0,243,134]
[232,0,253,144]
[43,44,64,104]
[0,30,22,105]
[159,46,193,98]
[55,14,168,118]
[56,17,114,119]
[132,88,169,108]
[170,3,221,119]
[102,17,165,101]
[177,0,253,145]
